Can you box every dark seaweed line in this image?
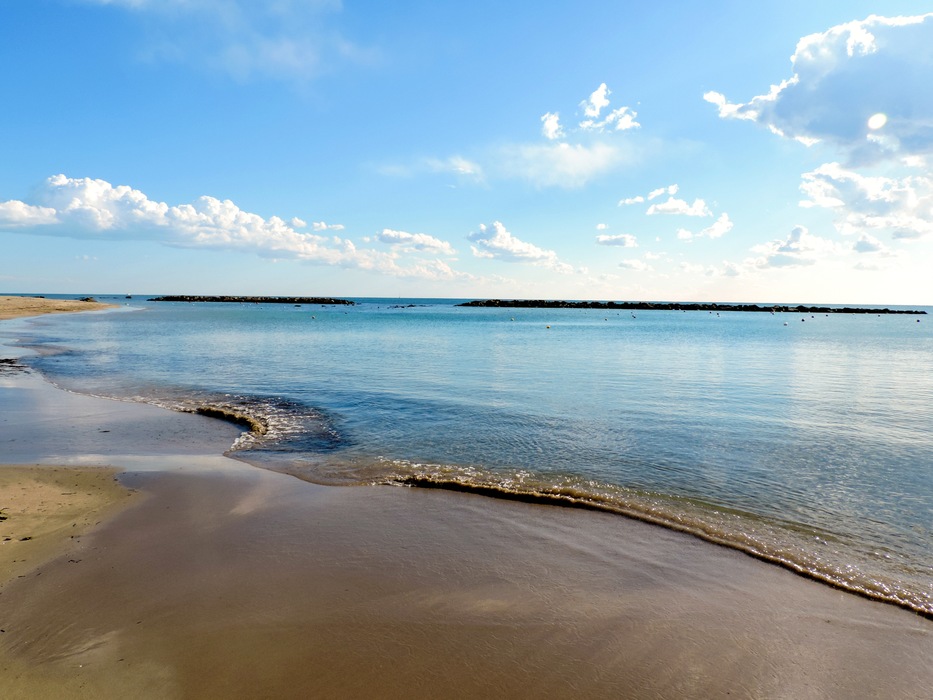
[399,476,933,620]
[458,300,927,314]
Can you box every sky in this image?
[2,1,933,304]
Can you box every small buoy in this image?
[784,322,788,326]
[801,318,805,322]
[546,325,551,329]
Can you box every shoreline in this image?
[1,299,931,697]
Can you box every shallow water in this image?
[7,296,933,615]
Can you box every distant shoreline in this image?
[458,299,927,314]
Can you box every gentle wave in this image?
[233,433,933,619]
[379,461,933,619]
[23,362,933,620]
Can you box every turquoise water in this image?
[7,297,933,616]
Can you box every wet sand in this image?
[0,466,132,586]
[1,303,931,698]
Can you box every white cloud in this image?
[581,107,641,133]
[618,259,652,271]
[721,261,742,277]
[853,233,893,255]
[425,156,485,181]
[706,13,933,163]
[0,174,467,281]
[497,142,626,188]
[596,233,638,247]
[581,83,611,118]
[595,223,608,230]
[747,225,843,268]
[799,162,933,239]
[381,156,485,183]
[427,83,640,190]
[541,112,564,140]
[705,213,734,239]
[311,221,344,231]
[646,196,712,217]
[578,84,640,133]
[619,185,684,206]
[377,229,456,255]
[648,184,678,200]
[539,83,640,140]
[0,200,59,227]
[468,221,573,273]
[80,0,370,83]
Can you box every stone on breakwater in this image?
[456,300,926,314]
[149,295,355,305]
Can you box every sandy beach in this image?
[0,296,116,321]
[1,300,931,698]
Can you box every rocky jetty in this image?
[149,295,355,305]
[457,300,926,314]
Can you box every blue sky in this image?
[2,1,932,303]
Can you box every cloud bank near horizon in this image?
[0,174,468,281]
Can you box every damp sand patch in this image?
[0,465,134,587]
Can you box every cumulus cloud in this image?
[646,196,712,217]
[468,221,573,273]
[853,233,894,255]
[581,83,611,118]
[596,233,638,247]
[747,225,843,268]
[618,259,652,271]
[577,83,641,133]
[541,112,564,140]
[677,213,734,241]
[648,184,678,200]
[618,195,645,206]
[0,200,59,226]
[705,13,933,163]
[377,229,456,255]
[310,221,344,232]
[799,162,933,239]
[0,174,468,281]
[418,83,639,190]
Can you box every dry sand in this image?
[0,296,116,321]
[1,298,931,698]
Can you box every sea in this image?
[4,295,932,617]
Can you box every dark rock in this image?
[456,300,926,315]
[148,295,355,305]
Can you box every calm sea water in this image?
[7,296,933,616]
